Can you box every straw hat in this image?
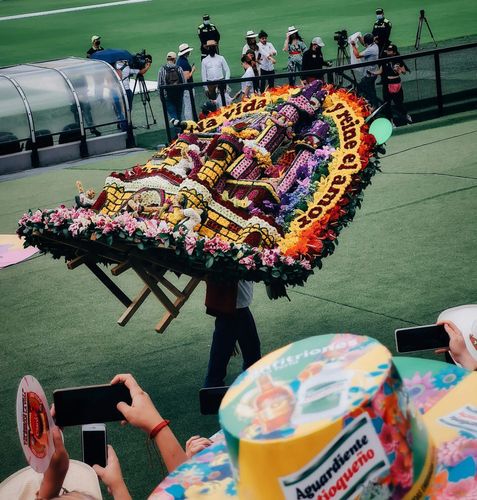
[0,460,102,500]
[245,30,258,38]
[178,43,193,57]
[287,26,298,36]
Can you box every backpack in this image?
[164,66,182,99]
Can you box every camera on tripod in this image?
[131,49,152,71]
[334,30,348,48]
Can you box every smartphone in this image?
[199,386,229,415]
[395,324,449,353]
[53,383,132,427]
[82,423,107,468]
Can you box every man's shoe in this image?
[406,114,413,124]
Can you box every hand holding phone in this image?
[53,383,132,427]
[82,423,107,468]
[110,374,163,434]
[395,324,449,353]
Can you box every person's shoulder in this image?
[198,23,205,29]
[384,18,391,24]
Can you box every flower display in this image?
[18,82,382,286]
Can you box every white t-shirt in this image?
[115,61,139,91]
[241,66,255,95]
[237,281,253,309]
[201,54,231,81]
[257,42,277,72]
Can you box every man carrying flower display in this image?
[204,280,261,388]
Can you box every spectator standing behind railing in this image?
[374,44,412,126]
[283,26,306,86]
[233,55,255,100]
[302,37,331,85]
[201,40,231,107]
[158,52,186,139]
[257,30,277,92]
[177,43,196,120]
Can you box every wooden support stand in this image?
[65,250,202,334]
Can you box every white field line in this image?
[0,0,151,21]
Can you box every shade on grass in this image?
[0,110,476,497]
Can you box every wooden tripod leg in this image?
[155,277,201,333]
[85,261,132,307]
[117,286,151,326]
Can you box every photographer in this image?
[351,33,380,110]
[115,55,151,111]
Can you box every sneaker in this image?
[406,114,412,124]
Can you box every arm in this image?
[215,27,220,43]
[222,57,231,80]
[138,61,151,76]
[37,427,69,499]
[111,374,187,472]
[283,35,289,52]
[201,59,207,81]
[351,41,361,59]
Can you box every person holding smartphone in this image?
[435,321,477,371]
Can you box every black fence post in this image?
[189,86,199,122]
[159,87,172,143]
[434,52,444,116]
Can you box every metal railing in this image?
[158,41,477,142]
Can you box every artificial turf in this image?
[1,0,477,76]
[0,109,476,497]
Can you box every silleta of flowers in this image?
[18,81,381,286]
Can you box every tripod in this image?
[415,9,437,50]
[335,43,356,88]
[132,74,157,129]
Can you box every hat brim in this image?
[287,29,298,36]
[246,33,258,38]
[150,356,477,498]
[178,48,193,56]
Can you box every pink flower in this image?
[184,235,197,255]
[144,219,159,238]
[299,259,312,270]
[438,437,477,467]
[239,255,256,270]
[390,452,412,488]
[203,236,231,254]
[379,423,396,454]
[440,477,477,499]
[261,248,278,267]
[280,255,295,266]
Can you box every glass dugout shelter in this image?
[0,57,132,174]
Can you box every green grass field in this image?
[1,1,477,497]
[1,0,477,76]
[1,110,476,497]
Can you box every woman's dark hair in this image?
[241,55,250,63]
[258,30,268,38]
[245,48,257,61]
[288,32,303,44]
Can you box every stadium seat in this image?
[0,132,22,156]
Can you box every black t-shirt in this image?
[302,49,325,71]
[372,19,392,47]
[382,58,404,84]
[86,46,104,58]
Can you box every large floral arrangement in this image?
[18,82,381,286]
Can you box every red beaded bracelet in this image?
[149,419,170,439]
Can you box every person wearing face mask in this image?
[86,35,103,58]
[198,15,220,60]
[372,8,392,56]
[201,40,231,107]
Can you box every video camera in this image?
[131,49,152,70]
[333,30,348,48]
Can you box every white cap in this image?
[312,36,325,47]
[91,35,101,43]
[246,30,258,38]
[166,51,177,59]
[178,43,193,56]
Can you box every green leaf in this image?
[205,255,215,269]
